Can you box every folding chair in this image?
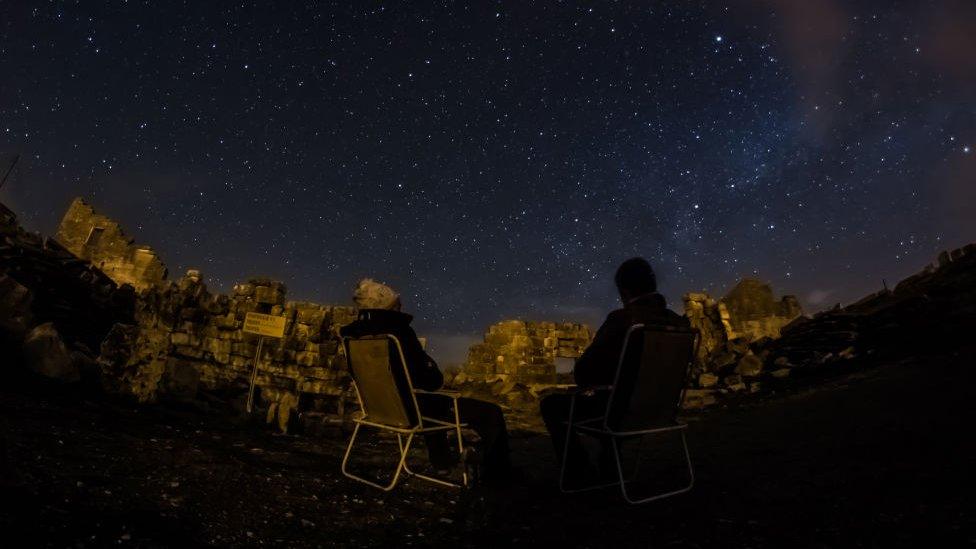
[559,324,699,504]
[341,334,468,491]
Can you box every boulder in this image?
[98,323,170,402]
[0,274,33,340]
[734,352,764,377]
[264,389,299,433]
[682,389,718,409]
[23,323,80,382]
[161,358,201,399]
[722,374,746,392]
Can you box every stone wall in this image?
[461,320,592,384]
[99,270,358,431]
[721,278,802,340]
[681,279,803,397]
[682,293,733,365]
[56,198,167,291]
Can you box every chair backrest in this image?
[604,324,699,431]
[343,334,420,429]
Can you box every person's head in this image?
[614,257,657,303]
[353,278,402,311]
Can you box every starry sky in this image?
[1,1,974,364]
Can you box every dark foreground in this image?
[2,355,974,548]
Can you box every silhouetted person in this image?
[540,258,689,480]
[340,279,513,481]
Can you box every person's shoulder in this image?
[339,318,365,337]
[664,308,691,327]
[606,307,628,321]
[602,307,632,329]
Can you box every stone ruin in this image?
[442,320,591,429]
[684,278,803,360]
[681,279,803,406]
[0,201,135,366]
[460,320,592,384]
[723,279,803,340]
[56,198,168,292]
[0,198,359,432]
[764,242,976,371]
[7,196,973,431]
[98,271,359,431]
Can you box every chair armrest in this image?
[573,385,614,398]
[414,389,462,399]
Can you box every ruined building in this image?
[684,278,802,362]
[99,271,358,431]
[56,198,168,291]
[48,198,357,431]
[722,279,803,340]
[462,320,592,383]
[680,278,804,399]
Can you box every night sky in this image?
[1,1,973,364]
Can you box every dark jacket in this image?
[574,293,689,388]
[339,309,444,391]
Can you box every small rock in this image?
[723,374,746,392]
[682,389,718,409]
[698,373,719,388]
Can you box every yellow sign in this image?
[243,312,286,338]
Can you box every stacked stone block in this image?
[462,320,591,383]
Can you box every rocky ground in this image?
[2,351,974,548]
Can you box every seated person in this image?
[340,279,513,481]
[540,258,690,479]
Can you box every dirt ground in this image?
[1,355,974,548]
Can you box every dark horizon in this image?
[2,1,974,364]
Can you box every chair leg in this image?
[341,423,414,492]
[616,430,695,505]
[560,396,620,494]
[401,404,468,489]
[453,399,469,487]
[402,427,468,489]
[557,396,576,492]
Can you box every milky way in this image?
[1,1,973,362]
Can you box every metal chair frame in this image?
[559,324,699,504]
[341,334,469,491]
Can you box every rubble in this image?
[682,279,802,394]
[0,201,135,352]
[765,243,976,370]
